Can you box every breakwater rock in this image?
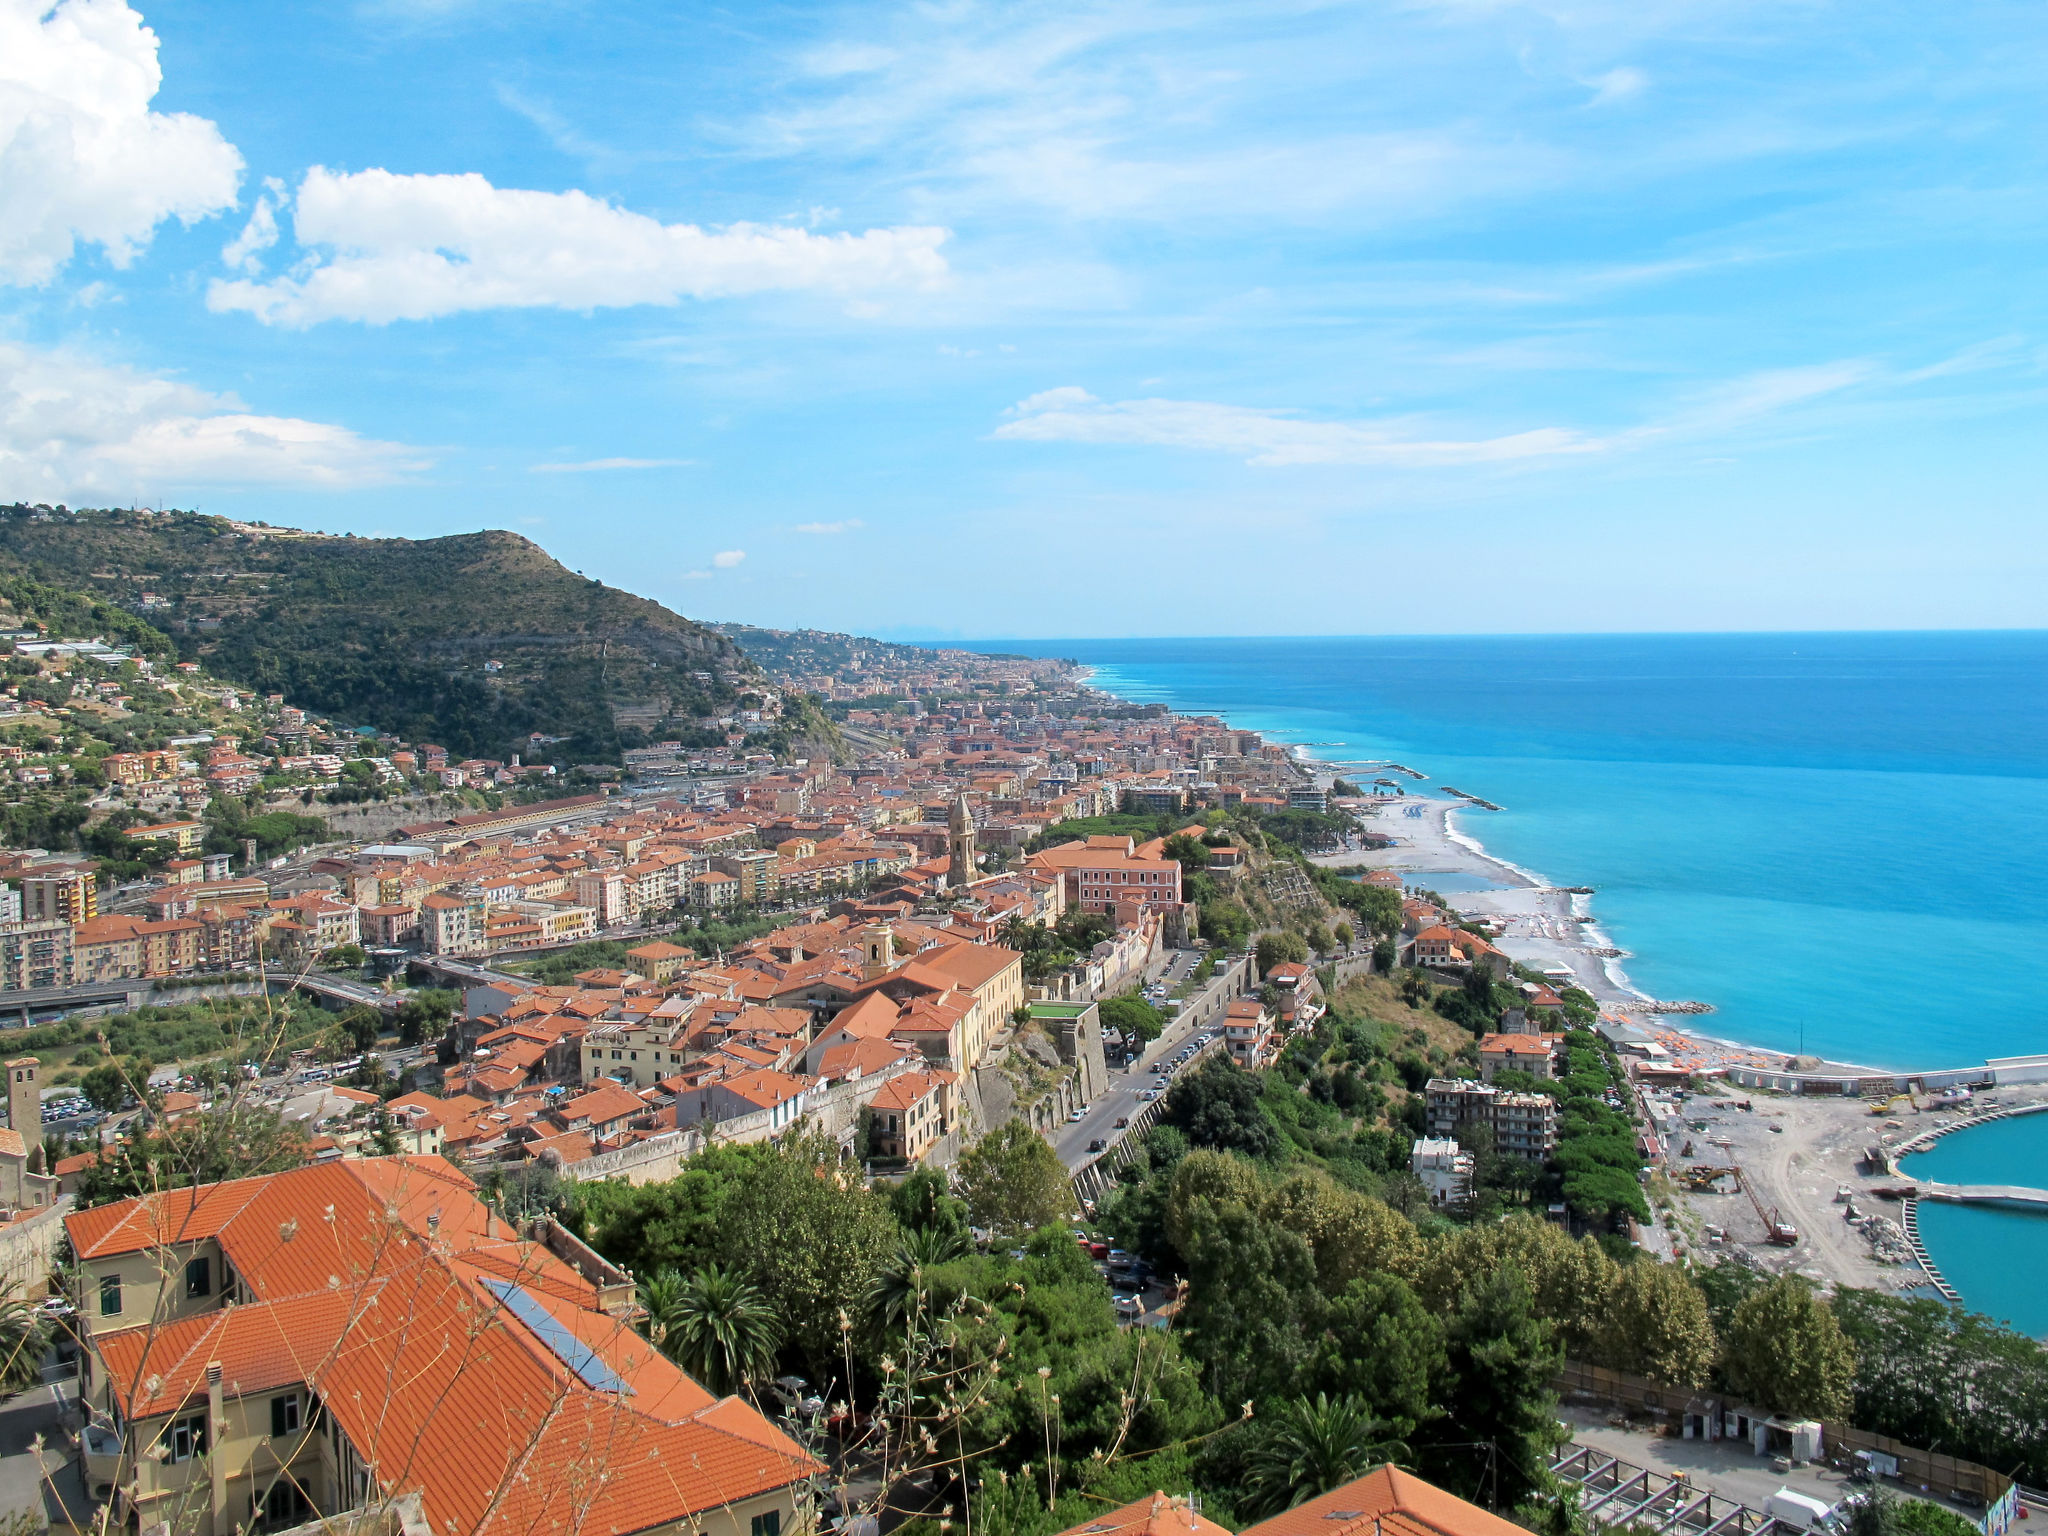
[1442,787,1505,811]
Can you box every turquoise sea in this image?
[1902,1114,2048,1336]
[980,633,2048,1332]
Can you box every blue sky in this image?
[2,0,2045,638]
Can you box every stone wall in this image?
[0,1196,71,1298]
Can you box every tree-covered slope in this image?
[0,507,755,761]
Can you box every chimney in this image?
[206,1362,226,1524]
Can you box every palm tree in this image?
[1242,1393,1408,1518]
[659,1265,782,1396]
[0,1299,48,1395]
[868,1221,971,1332]
[636,1269,688,1355]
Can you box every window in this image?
[271,1392,302,1437]
[166,1412,207,1462]
[264,1481,313,1526]
[751,1512,783,1536]
[184,1256,211,1298]
[99,1274,121,1317]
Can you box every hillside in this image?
[0,508,755,762]
[715,622,945,679]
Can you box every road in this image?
[1050,949,1254,1170]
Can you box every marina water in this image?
[983,632,2048,1333]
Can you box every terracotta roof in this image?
[1055,1492,1231,1536]
[72,1158,819,1536]
[1237,1467,1526,1536]
[869,1068,955,1114]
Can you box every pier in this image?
[1915,1182,2048,1212]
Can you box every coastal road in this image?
[1051,950,1255,1170]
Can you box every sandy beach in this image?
[1311,792,1823,1079]
[1312,793,1639,1004]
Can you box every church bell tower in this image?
[947,794,977,888]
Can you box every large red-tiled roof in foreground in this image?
[1237,1467,1528,1536]
[71,1157,819,1536]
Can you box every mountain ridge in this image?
[0,507,755,763]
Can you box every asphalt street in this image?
[1050,948,1252,1169]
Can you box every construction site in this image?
[1647,1078,2048,1294]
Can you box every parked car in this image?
[1087,1138,1106,1153]
[1113,1116,1129,1128]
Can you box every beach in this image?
[1314,793,1633,1001]
[1311,789,1856,1080]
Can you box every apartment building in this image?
[22,866,97,925]
[0,918,75,990]
[867,1067,957,1162]
[418,890,486,955]
[66,1158,818,1536]
[1411,1136,1476,1208]
[1478,1031,1561,1082]
[1423,1077,1560,1159]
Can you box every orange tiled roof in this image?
[1054,1492,1231,1536]
[1237,1467,1526,1536]
[73,1158,819,1536]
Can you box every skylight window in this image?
[481,1278,634,1395]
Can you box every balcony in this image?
[81,1422,123,1499]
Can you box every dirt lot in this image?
[1654,1080,2048,1291]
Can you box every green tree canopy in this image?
[1256,931,1311,975]
[713,1130,897,1372]
[1243,1394,1407,1518]
[1420,1264,1565,1510]
[1163,1055,1280,1159]
[1593,1260,1717,1387]
[1723,1277,1856,1421]
[958,1118,1072,1237]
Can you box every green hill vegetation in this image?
[0,506,755,762]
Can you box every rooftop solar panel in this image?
[481,1278,635,1395]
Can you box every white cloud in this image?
[1584,67,1649,107]
[0,0,243,285]
[0,341,427,496]
[529,456,694,473]
[207,167,951,327]
[994,388,1602,467]
[221,193,279,273]
[993,355,1959,471]
[794,519,863,534]
[712,549,746,568]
